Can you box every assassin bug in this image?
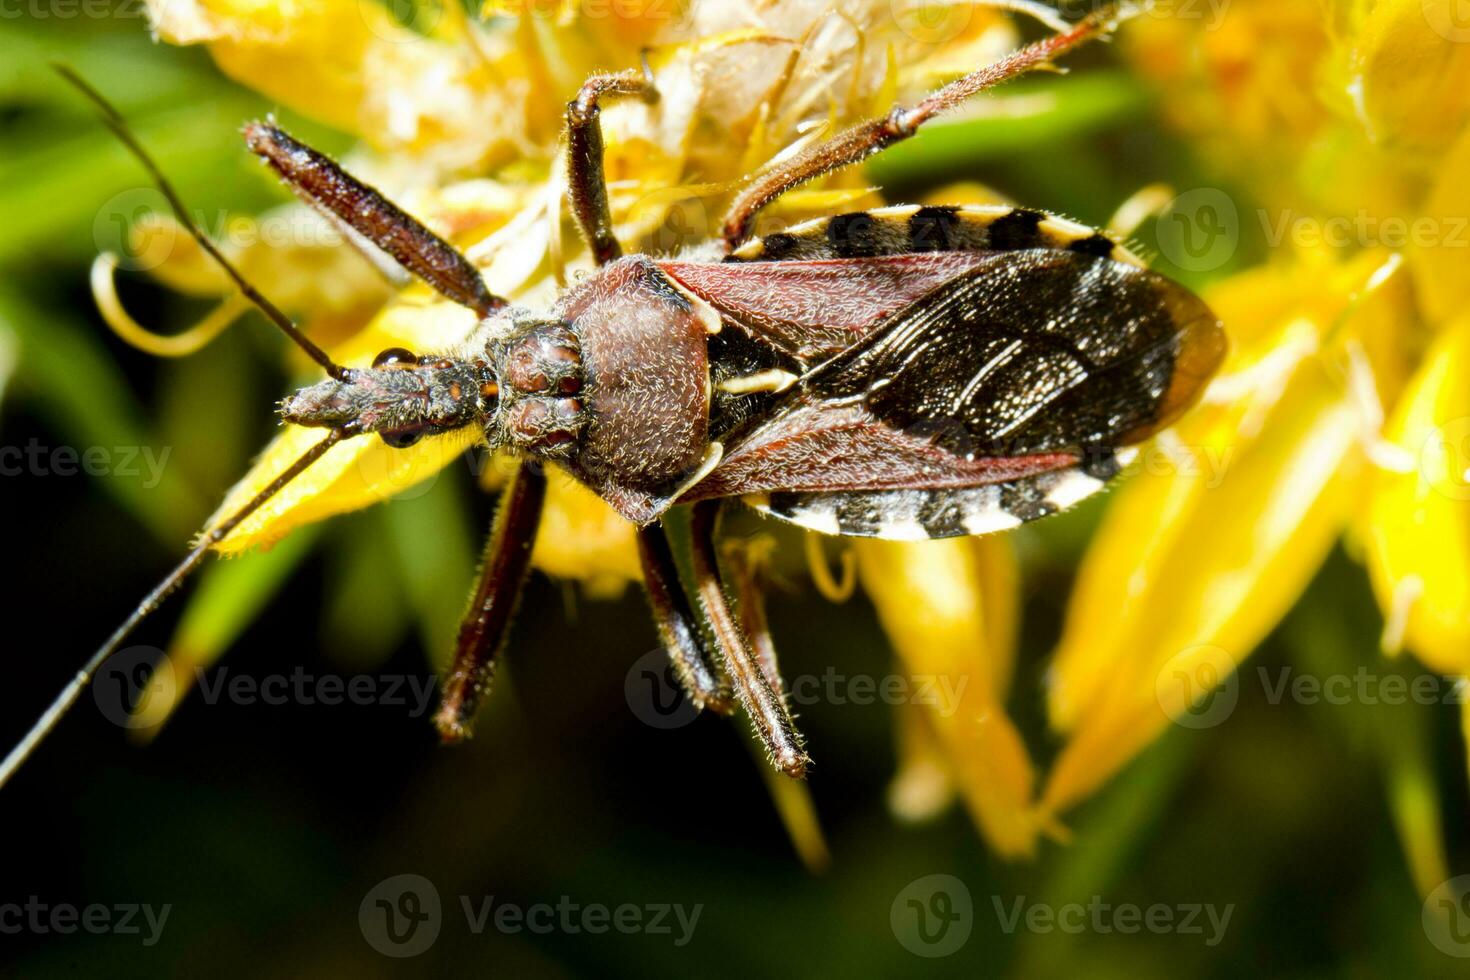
[1,7,1224,787]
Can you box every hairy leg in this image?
[690,501,808,778]
[565,67,659,266]
[245,122,505,318]
[434,462,548,742]
[721,5,1123,248]
[722,541,791,709]
[636,523,735,715]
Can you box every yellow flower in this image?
[103,0,1470,875]
[1365,317,1470,676]
[116,0,1053,855]
[1033,0,1470,889]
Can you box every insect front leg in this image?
[635,524,735,716]
[434,462,547,742]
[720,6,1121,248]
[565,66,659,266]
[689,501,809,778]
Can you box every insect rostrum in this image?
[0,7,1224,788]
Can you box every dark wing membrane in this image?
[809,249,1223,457]
[690,248,1224,504]
[661,204,1145,366]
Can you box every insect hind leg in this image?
[720,4,1127,249]
[689,501,809,778]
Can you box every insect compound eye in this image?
[372,346,417,369]
[379,426,427,449]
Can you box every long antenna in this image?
[53,65,352,381]
[0,428,352,790]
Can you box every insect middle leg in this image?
[689,501,809,778]
[434,462,548,742]
[720,7,1119,248]
[564,66,659,266]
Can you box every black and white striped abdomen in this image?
[726,204,1142,267]
[743,449,1136,540]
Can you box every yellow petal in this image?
[1039,252,1411,819]
[1365,316,1470,674]
[856,537,1035,857]
[1042,355,1363,818]
[1123,0,1331,208]
[207,299,481,554]
[148,0,521,164]
[148,0,407,135]
[888,695,957,823]
[1410,125,1470,325]
[530,465,641,597]
[1343,0,1470,155]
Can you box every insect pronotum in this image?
[1,7,1225,788]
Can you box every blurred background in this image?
[2,4,1469,977]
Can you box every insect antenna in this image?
[0,427,354,790]
[52,64,352,381]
